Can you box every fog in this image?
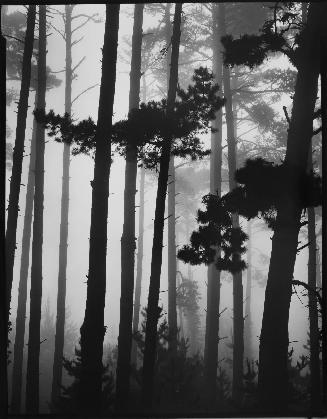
[4,3,323,416]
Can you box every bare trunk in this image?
[220,4,244,406]
[1,20,8,418]
[6,4,36,325]
[168,157,177,354]
[131,74,147,367]
[78,5,119,415]
[116,3,144,409]
[244,220,253,361]
[320,33,327,411]
[204,2,223,405]
[51,5,72,408]
[142,3,182,409]
[25,6,46,414]
[258,3,323,412]
[131,166,145,367]
[11,99,37,414]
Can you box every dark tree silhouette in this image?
[221,3,325,411]
[25,5,46,414]
[116,3,144,410]
[6,4,36,331]
[141,4,182,408]
[203,2,223,405]
[78,5,120,415]
[0,9,8,417]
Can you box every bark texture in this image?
[6,4,36,325]
[142,3,182,408]
[258,3,324,412]
[78,5,119,415]
[116,3,144,409]
[51,4,72,407]
[25,5,46,414]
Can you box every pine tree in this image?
[141,4,182,409]
[116,3,144,409]
[25,5,46,413]
[6,4,36,329]
[78,5,120,415]
[203,2,223,405]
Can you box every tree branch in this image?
[72,56,86,73]
[71,83,99,105]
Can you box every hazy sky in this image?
[5,3,317,367]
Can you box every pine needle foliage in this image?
[35,67,224,168]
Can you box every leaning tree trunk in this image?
[78,5,119,415]
[131,165,145,367]
[51,4,72,408]
[116,3,144,410]
[6,4,36,327]
[131,73,147,368]
[141,3,182,409]
[220,3,244,406]
[203,2,223,405]
[244,220,253,361]
[1,17,8,419]
[25,5,46,414]
[258,3,324,412]
[11,100,37,414]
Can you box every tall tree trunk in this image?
[131,73,147,368]
[258,3,324,412]
[25,5,46,414]
[131,166,145,367]
[141,3,182,409]
[244,220,253,361]
[51,5,72,408]
[11,100,37,414]
[203,2,223,405]
[6,4,36,327]
[116,3,144,409]
[320,32,327,411]
[164,1,178,355]
[220,3,244,406]
[168,156,177,354]
[78,5,119,415]
[1,16,8,418]
[307,193,321,410]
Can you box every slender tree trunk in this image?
[0,17,8,418]
[25,6,46,414]
[11,99,37,414]
[116,3,144,409]
[51,5,72,408]
[6,4,36,326]
[142,3,182,409]
[78,5,119,415]
[307,199,321,410]
[131,166,145,367]
[220,4,244,406]
[131,74,147,368]
[168,156,177,354]
[320,32,327,411]
[244,220,253,361]
[258,3,324,412]
[203,3,223,405]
